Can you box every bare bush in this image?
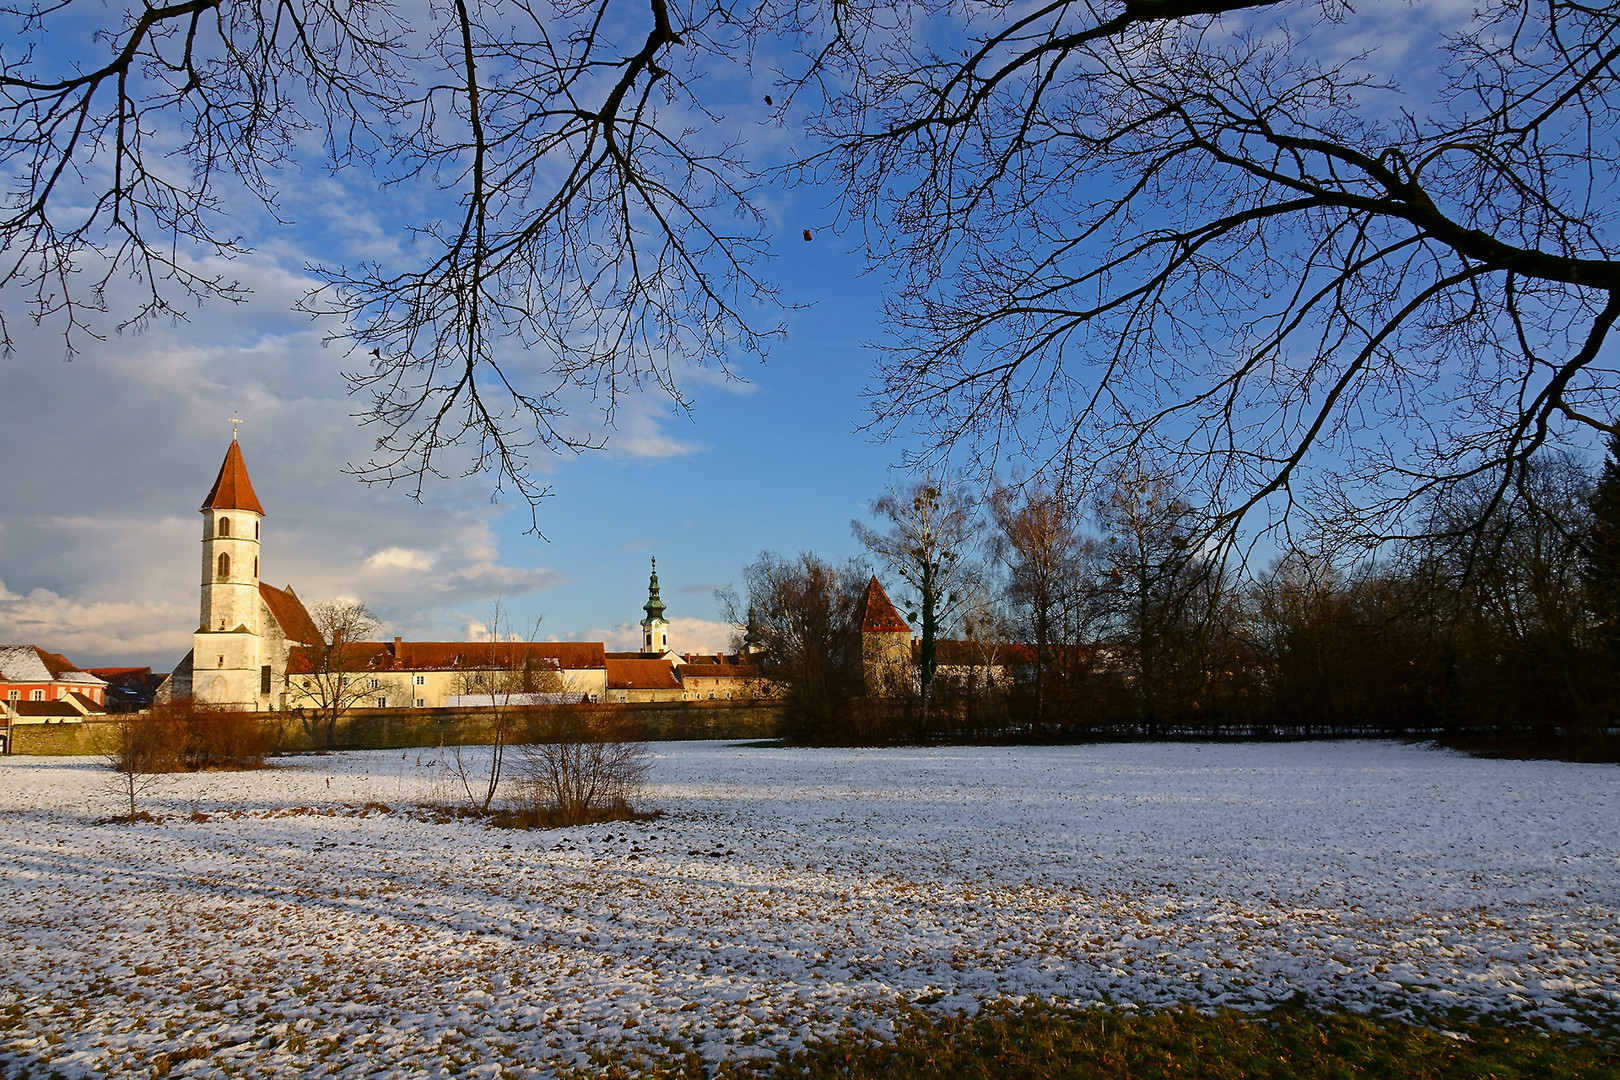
[182,707,269,771]
[510,709,650,827]
[96,703,267,820]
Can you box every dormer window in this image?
[218,517,231,537]
[218,553,230,580]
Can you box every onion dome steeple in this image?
[643,557,667,622]
[640,557,669,654]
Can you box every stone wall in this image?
[7,720,106,756]
[5,701,782,757]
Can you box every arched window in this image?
[218,517,231,537]
[254,521,260,538]
[218,553,230,580]
[253,557,258,576]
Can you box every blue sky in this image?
[0,150,910,667]
[0,228,912,667]
[0,0,958,669]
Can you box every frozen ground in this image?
[1,740,1616,1077]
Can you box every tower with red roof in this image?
[160,437,321,709]
[855,576,914,697]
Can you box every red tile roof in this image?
[392,641,607,671]
[927,640,1036,666]
[857,576,911,634]
[201,439,266,515]
[11,700,82,717]
[34,647,75,679]
[259,583,322,644]
[605,658,682,690]
[285,641,395,675]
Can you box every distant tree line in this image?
[731,438,1620,756]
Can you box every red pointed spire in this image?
[201,439,266,515]
[857,576,911,633]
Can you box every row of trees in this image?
[737,439,1620,750]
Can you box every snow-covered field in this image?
[2,740,1616,1077]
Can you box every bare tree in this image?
[852,476,980,727]
[9,0,1617,533]
[0,0,780,523]
[447,603,551,813]
[1095,459,1237,730]
[988,479,1095,725]
[725,550,872,743]
[826,1,1620,542]
[288,599,399,750]
[96,711,178,821]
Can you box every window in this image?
[254,521,260,538]
[368,678,381,689]
[415,698,426,708]
[220,517,232,537]
[217,553,230,580]
[471,673,485,685]
[413,675,426,686]
[260,666,272,694]
[374,697,388,708]
[6,690,17,702]
[31,690,44,701]
[217,655,225,667]
[253,558,258,576]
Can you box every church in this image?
[159,437,323,710]
[160,437,782,710]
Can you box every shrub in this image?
[183,706,267,770]
[509,707,650,827]
[103,701,267,776]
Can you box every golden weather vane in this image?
[229,411,243,440]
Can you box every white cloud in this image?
[363,547,436,572]
[572,616,736,655]
[0,252,572,665]
[0,580,194,665]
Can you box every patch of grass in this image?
[94,810,160,826]
[488,805,664,830]
[563,1000,1619,1080]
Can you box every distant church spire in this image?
[643,557,666,622]
[640,557,669,654]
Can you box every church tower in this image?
[640,557,670,655]
[195,437,266,706]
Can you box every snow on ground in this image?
[1,740,1616,1077]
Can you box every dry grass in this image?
[567,1000,1620,1080]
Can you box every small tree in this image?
[290,600,401,751]
[97,711,177,821]
[448,603,551,813]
